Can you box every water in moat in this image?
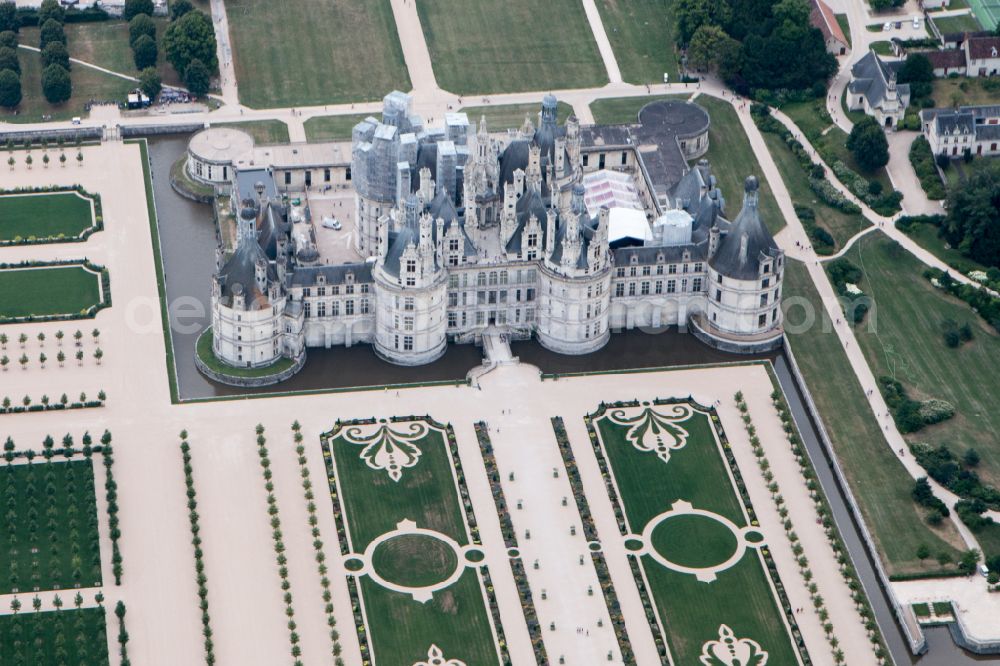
[147,136,994,663]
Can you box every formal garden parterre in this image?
[0,606,110,665]
[322,416,510,666]
[0,260,109,323]
[584,399,809,665]
[0,186,101,246]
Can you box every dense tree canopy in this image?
[37,0,65,26]
[944,161,1000,268]
[139,66,161,99]
[0,45,17,75]
[0,30,16,49]
[183,57,210,97]
[163,10,217,75]
[898,53,934,84]
[170,0,195,21]
[0,67,20,108]
[0,3,17,34]
[123,0,155,22]
[40,63,70,103]
[128,13,156,48]
[132,33,157,70]
[675,0,836,94]
[38,18,66,50]
[40,40,69,70]
[846,117,890,171]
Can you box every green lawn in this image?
[459,101,574,131]
[589,93,691,125]
[932,76,1000,108]
[698,97,785,235]
[0,192,95,242]
[325,419,501,665]
[900,221,990,276]
[214,120,289,145]
[304,114,373,143]
[225,0,411,108]
[589,406,803,665]
[838,234,1000,489]
[414,0,608,94]
[782,259,964,576]
[760,132,870,252]
[593,0,679,84]
[870,40,894,56]
[835,14,852,48]
[782,99,894,195]
[1,44,135,124]
[932,13,983,33]
[0,265,102,319]
[0,608,109,665]
[0,459,102,594]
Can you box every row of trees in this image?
[0,328,99,349]
[162,1,214,98]
[0,348,104,370]
[678,0,837,96]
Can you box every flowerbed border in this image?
[474,422,547,665]
[550,416,635,665]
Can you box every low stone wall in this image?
[121,124,204,138]
[689,317,784,354]
[194,350,306,387]
[783,339,929,656]
[948,611,1000,654]
[0,128,102,144]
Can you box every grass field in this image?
[782,259,964,575]
[697,97,786,235]
[900,221,991,276]
[932,76,1000,108]
[459,101,574,131]
[760,132,870,252]
[593,0,680,84]
[836,14,852,48]
[304,114,373,142]
[414,0,608,94]
[195,329,296,377]
[0,608,109,665]
[782,99,894,195]
[214,120,289,145]
[1,44,135,124]
[225,0,410,108]
[0,265,102,318]
[589,93,691,124]
[590,405,803,664]
[0,192,95,242]
[932,12,983,33]
[325,419,501,665]
[0,459,102,594]
[838,234,1000,488]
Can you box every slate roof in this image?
[288,263,373,287]
[709,176,780,280]
[849,51,910,108]
[217,238,276,310]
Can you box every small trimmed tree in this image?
[128,13,156,47]
[123,0,155,21]
[846,116,890,172]
[139,67,161,99]
[40,63,71,104]
[183,58,210,97]
[132,34,157,70]
[0,66,18,109]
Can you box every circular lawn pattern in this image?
[371,533,459,589]
[649,513,739,570]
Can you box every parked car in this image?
[894,21,902,29]
[883,22,892,31]
[322,217,342,230]
[913,16,921,28]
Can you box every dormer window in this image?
[763,262,771,274]
[317,275,326,285]
[630,255,638,264]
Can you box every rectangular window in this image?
[448,312,457,328]
[760,293,768,307]
[404,297,414,311]
[284,171,291,185]
[615,283,624,297]
[655,281,663,294]
[641,266,651,276]
[693,278,702,292]
[317,302,326,317]
[324,168,331,182]
[404,316,414,331]
[305,171,312,187]
[360,299,369,314]
[331,301,340,316]
[345,284,355,295]
[758,314,767,327]
[762,278,770,288]
[616,267,625,278]
[345,300,354,315]
[628,282,636,296]
[621,152,628,166]
[640,282,650,295]
[715,289,722,302]
[667,280,677,294]
[448,293,458,307]
[668,264,677,274]
[406,260,416,273]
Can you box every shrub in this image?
[40,63,70,103]
[38,18,65,49]
[131,34,157,70]
[0,68,20,109]
[40,40,69,70]
[128,13,155,47]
